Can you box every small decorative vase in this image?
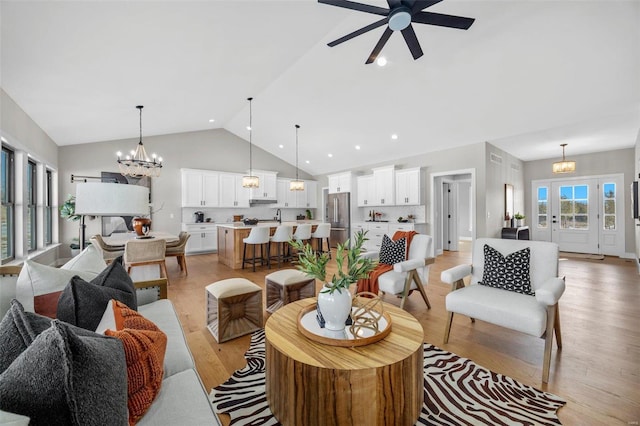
[132,217,151,236]
[317,286,352,331]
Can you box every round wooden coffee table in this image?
[265,298,424,426]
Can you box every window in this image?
[537,186,548,228]
[27,159,37,251]
[45,169,53,245]
[603,183,616,230]
[1,146,14,263]
[559,185,589,229]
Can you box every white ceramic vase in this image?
[317,285,352,331]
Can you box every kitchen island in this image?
[217,221,321,269]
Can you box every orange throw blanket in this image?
[356,230,418,295]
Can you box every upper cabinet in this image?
[328,172,352,194]
[181,169,219,207]
[249,170,278,201]
[218,172,250,208]
[275,178,317,208]
[372,166,395,206]
[356,175,375,207]
[395,167,422,205]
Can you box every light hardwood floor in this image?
[164,243,640,425]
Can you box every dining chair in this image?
[90,234,125,264]
[165,231,191,275]
[124,239,169,284]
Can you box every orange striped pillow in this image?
[104,300,167,425]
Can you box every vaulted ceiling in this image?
[1,1,638,175]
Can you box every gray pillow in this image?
[0,301,128,425]
[57,257,137,331]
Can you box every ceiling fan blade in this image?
[328,18,388,47]
[365,27,393,64]
[387,0,402,8]
[318,0,389,17]
[401,24,424,60]
[413,11,475,29]
[408,0,443,13]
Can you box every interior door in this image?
[442,182,458,251]
[551,179,599,253]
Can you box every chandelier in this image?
[242,97,260,188]
[117,105,162,178]
[552,143,576,174]
[290,124,304,191]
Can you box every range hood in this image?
[249,198,277,205]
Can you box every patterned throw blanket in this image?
[356,230,418,294]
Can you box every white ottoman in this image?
[206,278,263,343]
[265,269,316,313]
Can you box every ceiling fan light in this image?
[389,7,411,31]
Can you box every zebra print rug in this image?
[210,330,566,425]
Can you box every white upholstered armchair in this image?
[440,238,564,383]
[362,234,434,309]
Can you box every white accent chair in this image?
[440,238,564,383]
[361,234,434,309]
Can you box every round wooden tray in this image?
[296,303,392,347]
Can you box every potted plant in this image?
[59,194,80,222]
[514,212,525,227]
[290,230,376,331]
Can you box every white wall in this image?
[58,128,312,255]
[458,181,472,239]
[524,148,636,254]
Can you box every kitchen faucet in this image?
[275,209,281,224]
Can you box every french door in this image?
[531,174,625,255]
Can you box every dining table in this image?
[102,231,179,248]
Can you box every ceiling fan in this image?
[319,0,475,64]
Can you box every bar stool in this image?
[242,227,271,272]
[291,224,312,257]
[310,223,331,259]
[269,224,293,268]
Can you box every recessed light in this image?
[355,145,361,150]
[208,118,215,123]
[328,153,333,158]
[391,134,398,140]
[278,144,284,149]
[246,125,251,131]
[305,160,310,164]
[377,57,387,67]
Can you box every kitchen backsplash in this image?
[182,206,316,224]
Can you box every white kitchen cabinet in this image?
[356,175,375,207]
[395,167,422,205]
[372,166,395,206]
[181,169,219,207]
[249,170,278,201]
[303,180,317,208]
[351,222,367,247]
[328,172,352,194]
[183,223,217,253]
[218,173,250,208]
[365,222,389,252]
[275,178,317,208]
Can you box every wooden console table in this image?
[265,298,424,426]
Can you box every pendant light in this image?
[242,97,260,188]
[116,105,163,177]
[290,124,304,191]
[552,143,576,174]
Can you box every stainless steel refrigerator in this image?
[326,192,351,248]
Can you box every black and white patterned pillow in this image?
[379,235,406,265]
[479,245,534,295]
